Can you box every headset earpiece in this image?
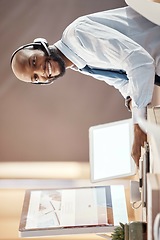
[33,38,50,56]
[33,38,49,46]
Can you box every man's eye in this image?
[34,74,39,82]
[32,57,36,66]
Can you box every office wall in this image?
[0,0,132,163]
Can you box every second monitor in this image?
[89,119,136,182]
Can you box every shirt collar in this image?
[54,40,86,69]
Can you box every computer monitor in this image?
[89,119,136,182]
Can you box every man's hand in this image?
[131,124,147,166]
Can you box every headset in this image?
[10,38,51,65]
[10,38,56,85]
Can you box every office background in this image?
[1,1,160,239]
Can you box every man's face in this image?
[11,47,66,84]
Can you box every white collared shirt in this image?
[55,6,160,123]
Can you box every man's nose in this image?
[35,65,46,77]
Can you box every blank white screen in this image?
[90,120,134,181]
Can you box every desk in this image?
[145,105,160,239]
[147,105,160,173]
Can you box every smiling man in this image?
[11,41,71,84]
[10,6,160,166]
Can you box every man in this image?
[11,6,160,166]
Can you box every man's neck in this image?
[55,47,74,68]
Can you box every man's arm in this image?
[127,99,147,166]
[132,124,147,166]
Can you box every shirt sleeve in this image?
[73,19,155,122]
